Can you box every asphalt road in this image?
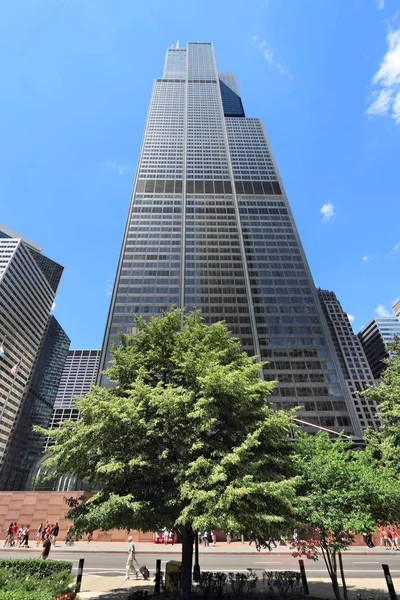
[0,549,399,580]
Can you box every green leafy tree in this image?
[294,432,398,600]
[40,309,299,598]
[363,337,400,470]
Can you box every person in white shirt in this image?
[125,536,137,580]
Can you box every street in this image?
[0,548,399,580]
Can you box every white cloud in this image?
[51,301,56,311]
[105,159,132,176]
[362,255,369,262]
[347,313,355,323]
[320,202,335,223]
[392,240,400,253]
[366,89,393,115]
[105,278,114,296]
[376,0,384,10]
[251,34,293,79]
[366,26,400,125]
[375,304,391,317]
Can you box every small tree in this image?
[363,337,400,470]
[40,309,299,598]
[294,432,397,600]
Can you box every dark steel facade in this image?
[99,43,361,435]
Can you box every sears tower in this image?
[100,42,361,436]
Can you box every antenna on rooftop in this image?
[176,40,179,49]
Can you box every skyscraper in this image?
[0,224,64,480]
[100,42,361,436]
[358,314,400,379]
[0,316,70,490]
[317,289,379,431]
[47,349,100,438]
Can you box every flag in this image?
[0,346,4,357]
[10,359,21,376]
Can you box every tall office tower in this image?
[0,316,70,490]
[100,42,361,436]
[0,225,63,480]
[48,349,100,437]
[358,315,400,379]
[317,289,379,431]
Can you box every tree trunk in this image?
[180,525,194,599]
[321,544,341,600]
[338,552,348,600]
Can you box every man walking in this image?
[125,535,137,580]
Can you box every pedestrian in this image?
[36,523,43,547]
[125,535,137,580]
[292,529,299,544]
[248,531,255,546]
[362,532,374,548]
[87,532,93,543]
[21,525,30,548]
[390,527,399,550]
[163,528,169,545]
[40,533,51,559]
[387,527,394,550]
[51,522,59,546]
[265,536,278,551]
[203,530,210,547]
[211,529,217,546]
[169,530,174,545]
[226,531,232,544]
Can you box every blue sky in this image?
[1,0,399,348]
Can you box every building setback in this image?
[358,314,400,379]
[317,289,379,431]
[0,226,64,480]
[99,42,361,436]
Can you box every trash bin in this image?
[165,560,181,592]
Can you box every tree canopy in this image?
[41,309,300,597]
[294,432,399,600]
[363,337,400,470]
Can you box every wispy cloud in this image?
[105,277,114,296]
[320,203,335,223]
[51,301,56,312]
[362,255,369,262]
[105,159,133,176]
[391,241,400,254]
[347,313,355,323]
[251,34,293,80]
[366,27,400,124]
[376,0,384,10]
[375,304,391,317]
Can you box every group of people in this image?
[35,522,60,547]
[198,529,218,546]
[3,520,59,553]
[378,526,400,550]
[3,522,30,548]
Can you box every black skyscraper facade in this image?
[99,42,361,436]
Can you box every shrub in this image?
[263,570,303,597]
[198,571,227,596]
[0,561,73,600]
[0,559,73,579]
[227,572,258,597]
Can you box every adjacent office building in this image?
[0,224,64,485]
[317,289,379,431]
[48,349,100,436]
[28,349,100,491]
[358,311,400,379]
[99,42,361,436]
[0,316,70,489]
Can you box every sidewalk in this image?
[13,540,400,555]
[77,574,398,600]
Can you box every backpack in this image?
[140,566,150,580]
